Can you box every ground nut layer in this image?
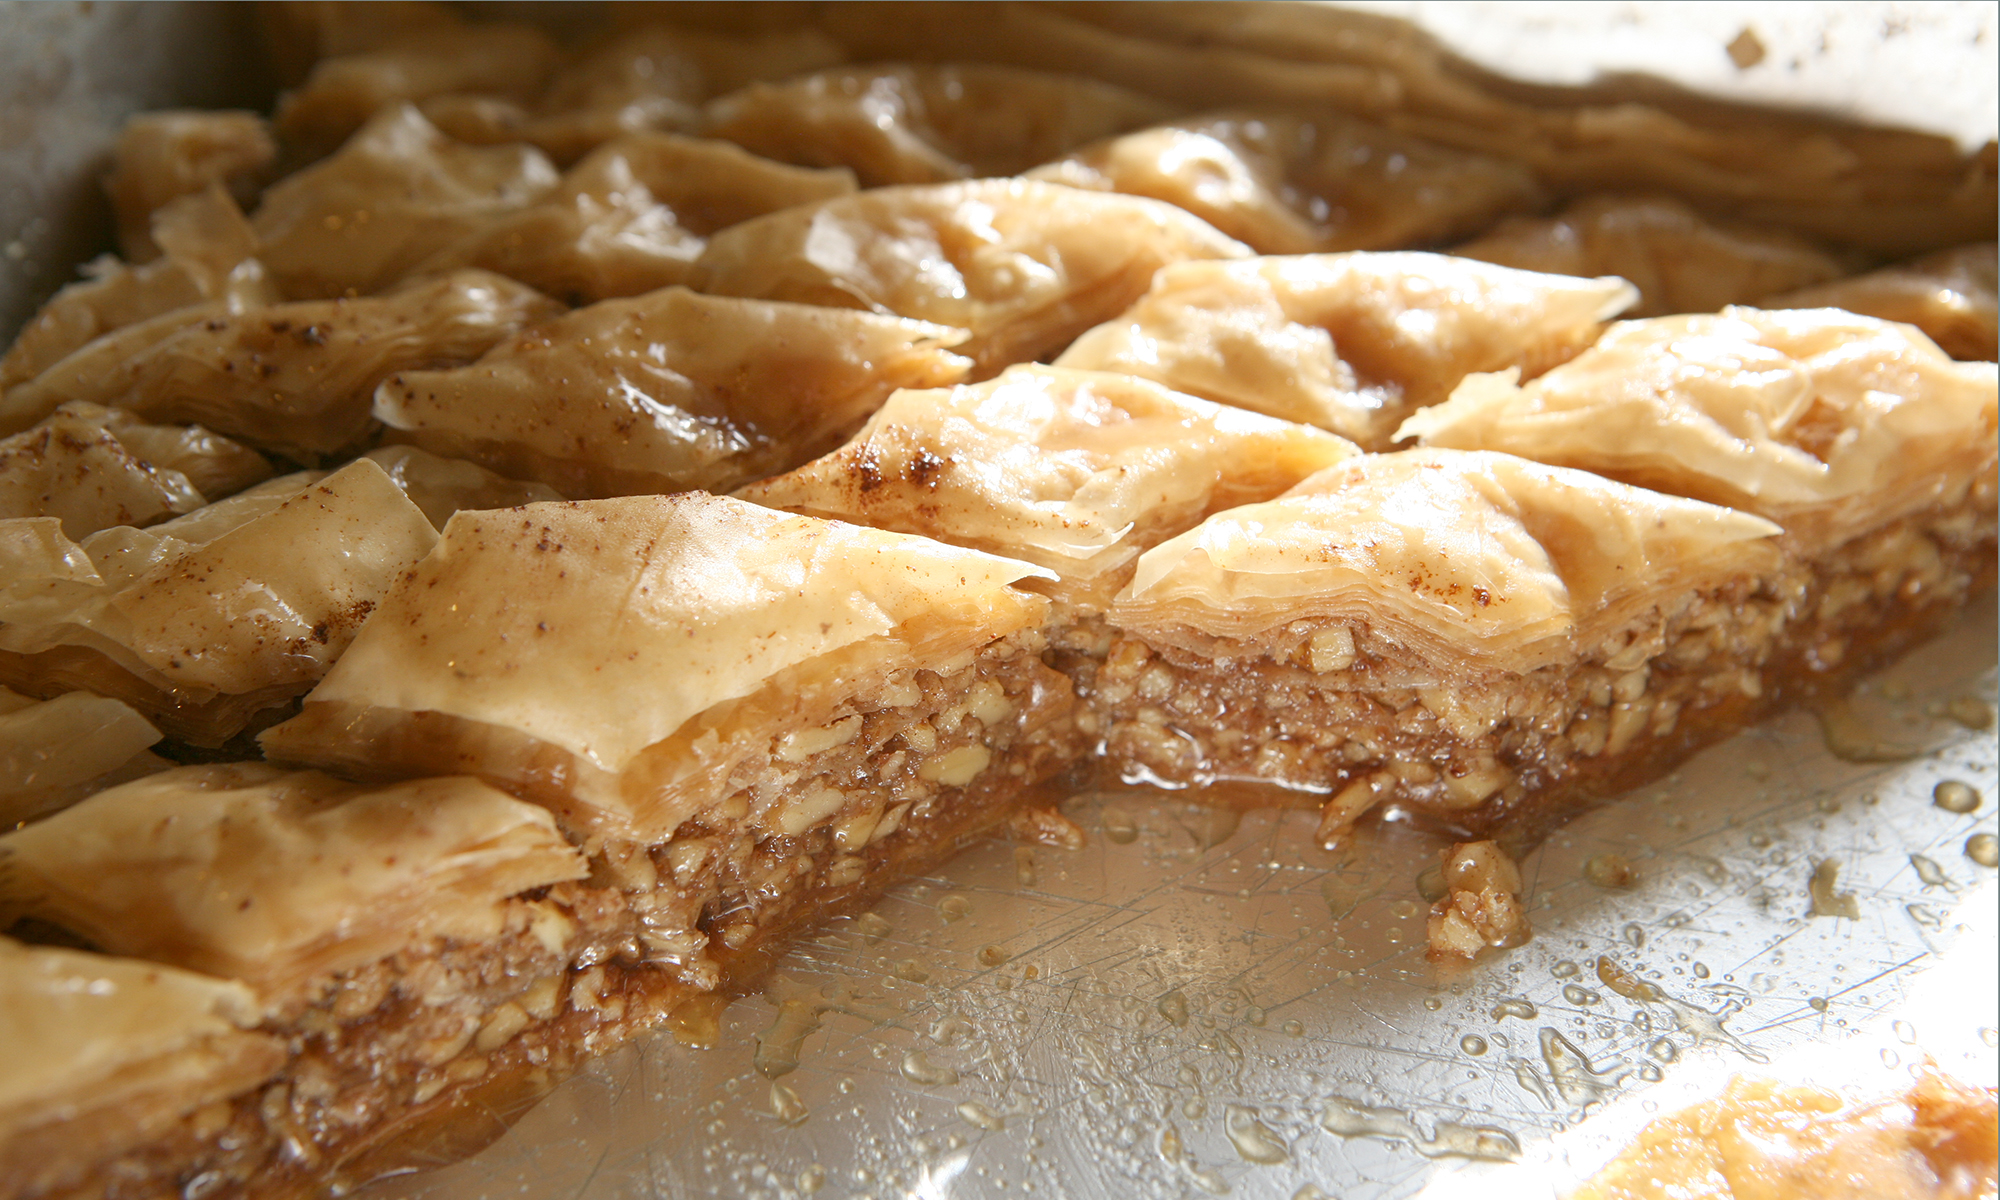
[594,633,1079,991]
[1081,500,1996,846]
[40,635,1080,1200]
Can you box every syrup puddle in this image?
[1319,1095,1519,1161]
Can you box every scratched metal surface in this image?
[363,592,1998,1200]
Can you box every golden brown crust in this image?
[1085,497,1993,846]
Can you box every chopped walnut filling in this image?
[1425,840,1530,959]
[44,636,1077,1200]
[1087,494,1992,845]
[588,633,1073,989]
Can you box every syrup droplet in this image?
[1460,1034,1488,1056]
[668,993,725,1047]
[1562,985,1602,1006]
[1944,696,1995,730]
[1511,1060,1555,1109]
[1491,999,1538,1021]
[1815,698,1920,762]
[900,1051,960,1088]
[1808,859,1862,919]
[797,1164,825,1193]
[938,894,972,922]
[955,1101,1005,1132]
[1910,854,1961,891]
[1013,846,1037,888]
[895,958,931,983]
[1157,989,1190,1028]
[1102,808,1138,844]
[1583,854,1639,888]
[769,1081,808,1125]
[1539,1027,1630,1106]
[1808,997,1829,1011]
[852,912,891,942]
[1281,1019,1305,1036]
[1224,1105,1290,1165]
[1967,833,1999,868]
[1552,960,1581,979]
[1180,807,1242,850]
[930,1016,973,1046]
[1320,1096,1418,1139]
[1933,780,1982,814]
[978,945,1010,967]
[754,997,827,1079]
[1419,1122,1521,1162]
[1320,1096,1516,1160]
[1596,958,1661,1003]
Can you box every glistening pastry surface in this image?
[1096,448,1791,837]
[1398,307,2000,552]
[1053,251,1636,446]
[691,178,1252,376]
[370,287,973,499]
[0,457,437,746]
[261,493,1068,846]
[735,363,1359,609]
[0,937,284,1200]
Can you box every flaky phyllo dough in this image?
[250,104,561,300]
[0,765,597,1200]
[261,493,1059,842]
[1452,194,1850,318]
[372,287,973,499]
[1764,241,1998,363]
[1027,109,1543,255]
[1056,252,1635,447]
[415,131,858,305]
[0,937,282,1200]
[0,402,272,539]
[737,364,1356,610]
[0,764,587,1006]
[1095,449,1787,838]
[0,185,272,398]
[1400,307,2000,553]
[692,178,1251,376]
[0,458,435,746]
[703,63,1173,187]
[103,109,276,263]
[0,687,164,829]
[417,22,847,164]
[1,269,561,460]
[263,493,1077,983]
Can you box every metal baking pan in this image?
[3,5,1994,1199]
